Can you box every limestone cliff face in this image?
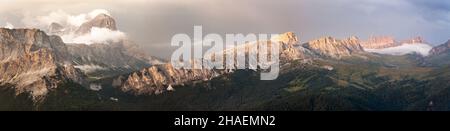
[401,36,425,44]
[0,28,85,101]
[304,36,364,58]
[114,64,223,95]
[361,36,397,49]
[274,32,314,62]
[361,36,426,49]
[429,40,450,56]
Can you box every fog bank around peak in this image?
[19,9,126,45]
[62,27,126,45]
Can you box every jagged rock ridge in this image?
[429,40,450,56]
[303,36,364,58]
[361,36,397,49]
[361,36,427,49]
[75,13,117,34]
[114,64,223,95]
[115,32,314,95]
[0,28,86,101]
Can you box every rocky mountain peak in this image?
[48,22,64,35]
[272,32,299,45]
[429,39,450,56]
[304,36,364,58]
[401,36,425,44]
[0,28,85,101]
[361,36,397,49]
[115,64,223,95]
[348,36,359,41]
[361,36,427,49]
[271,32,313,61]
[315,36,337,44]
[52,13,163,77]
[75,13,117,34]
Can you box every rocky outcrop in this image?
[304,36,364,58]
[75,13,117,34]
[114,64,223,95]
[362,36,427,49]
[274,32,314,62]
[272,32,299,44]
[401,36,425,44]
[0,28,86,101]
[48,22,65,35]
[361,36,397,49]
[429,40,450,56]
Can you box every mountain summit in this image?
[429,40,450,56]
[303,36,364,58]
[361,36,396,49]
[401,36,425,44]
[0,28,86,101]
[75,13,117,34]
[57,13,164,78]
[361,36,427,49]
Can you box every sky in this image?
[0,0,449,58]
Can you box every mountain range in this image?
[1,14,450,110]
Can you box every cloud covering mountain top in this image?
[18,9,126,45]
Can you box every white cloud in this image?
[20,9,127,45]
[62,27,126,45]
[23,9,111,29]
[4,22,14,29]
[37,10,74,27]
[67,13,88,27]
[365,43,433,56]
